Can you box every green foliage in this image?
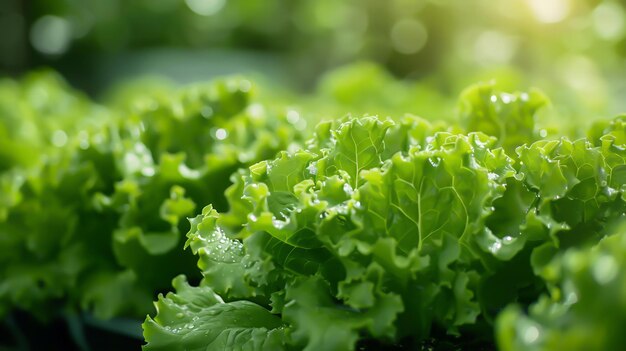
[143,275,286,351]
[314,62,453,121]
[2,67,625,351]
[497,223,626,351]
[459,83,549,153]
[144,92,626,350]
[0,73,301,321]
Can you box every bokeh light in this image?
[526,0,570,23]
[0,0,624,134]
[30,15,73,56]
[390,19,428,54]
[185,0,225,16]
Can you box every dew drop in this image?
[428,157,441,168]
[564,291,578,305]
[523,325,540,344]
[215,128,228,140]
[501,93,513,104]
[286,110,300,124]
[489,241,502,254]
[201,106,213,118]
[592,255,618,285]
[343,183,353,194]
[51,130,68,147]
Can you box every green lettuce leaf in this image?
[143,275,286,351]
[460,83,548,153]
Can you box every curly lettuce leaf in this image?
[516,136,626,250]
[587,115,626,147]
[284,276,403,351]
[460,83,548,153]
[143,275,286,351]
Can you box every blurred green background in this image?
[2,0,626,121]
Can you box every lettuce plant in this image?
[143,85,626,350]
[2,70,625,350]
[0,74,302,321]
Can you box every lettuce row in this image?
[2,71,625,349]
[0,72,112,318]
[0,74,302,320]
[0,71,106,173]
